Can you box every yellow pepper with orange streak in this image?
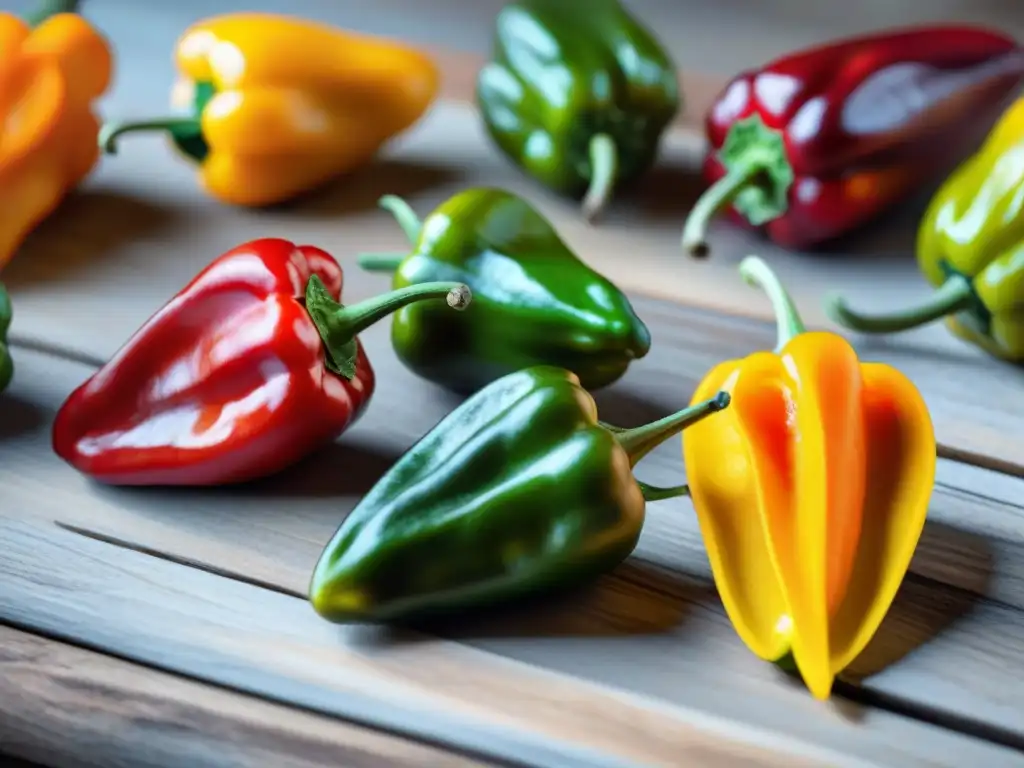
[0,0,113,271]
[682,256,937,700]
[97,13,439,207]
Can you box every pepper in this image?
[682,256,936,700]
[357,187,652,394]
[475,0,680,223]
[96,13,439,208]
[52,238,471,486]
[309,365,730,623]
[681,26,1024,256]
[0,0,113,271]
[824,96,1024,362]
[0,284,12,393]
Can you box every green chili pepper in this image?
[0,284,12,393]
[475,0,680,222]
[309,366,730,623]
[358,188,652,394]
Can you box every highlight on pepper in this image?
[96,12,440,207]
[476,0,680,224]
[0,0,114,270]
[355,187,653,394]
[309,365,731,624]
[682,255,937,700]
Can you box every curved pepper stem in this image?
[613,391,731,502]
[0,284,13,393]
[305,275,471,379]
[357,252,407,273]
[379,195,423,244]
[823,275,975,334]
[98,118,201,155]
[23,0,79,27]
[581,133,618,224]
[739,255,806,352]
[682,159,765,257]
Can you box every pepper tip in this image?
[711,391,731,411]
[686,240,709,259]
[446,284,472,311]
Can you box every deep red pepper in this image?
[52,238,470,486]
[681,26,1024,256]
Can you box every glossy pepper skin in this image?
[476,0,680,222]
[357,188,652,394]
[0,284,12,393]
[97,13,438,207]
[682,26,1024,256]
[309,365,730,623]
[683,256,936,700]
[826,96,1024,362]
[52,238,470,486]
[0,0,113,271]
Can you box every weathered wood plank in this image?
[4,348,1024,765]
[0,624,489,768]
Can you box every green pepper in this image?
[309,366,730,623]
[0,284,12,393]
[357,187,652,394]
[475,0,680,222]
[824,96,1024,362]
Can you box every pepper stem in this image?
[581,133,618,223]
[305,275,472,379]
[682,158,765,257]
[739,256,805,352]
[637,481,692,502]
[98,118,201,155]
[615,391,731,467]
[823,276,975,334]
[379,195,423,245]
[23,0,79,27]
[357,252,407,273]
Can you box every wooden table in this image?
[3,1,1024,766]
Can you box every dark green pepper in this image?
[309,366,730,623]
[358,187,651,394]
[0,284,12,393]
[476,0,680,222]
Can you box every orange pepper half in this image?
[682,256,936,700]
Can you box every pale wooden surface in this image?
[3,0,1024,766]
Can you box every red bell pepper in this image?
[52,238,471,486]
[681,26,1024,256]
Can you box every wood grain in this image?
[0,624,489,768]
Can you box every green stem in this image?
[379,195,423,244]
[98,118,200,155]
[682,157,765,257]
[581,133,618,223]
[23,0,79,27]
[738,256,805,352]
[357,252,407,273]
[615,391,731,467]
[637,481,691,502]
[823,276,975,334]
[305,275,471,379]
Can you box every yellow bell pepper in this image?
[97,13,440,207]
[683,256,936,700]
[0,0,113,271]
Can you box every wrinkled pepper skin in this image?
[0,0,113,270]
[476,0,680,221]
[98,13,439,207]
[826,96,1024,362]
[310,365,730,623]
[52,239,469,486]
[0,284,12,393]
[682,25,1024,256]
[683,257,935,700]
[358,188,652,394]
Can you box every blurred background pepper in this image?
[358,187,652,393]
[96,12,439,207]
[682,256,935,700]
[825,96,1024,362]
[0,0,113,272]
[476,0,680,223]
[309,365,730,624]
[681,26,1024,257]
[0,284,12,393]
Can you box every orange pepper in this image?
[0,0,112,271]
[682,256,936,700]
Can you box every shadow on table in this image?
[0,392,47,440]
